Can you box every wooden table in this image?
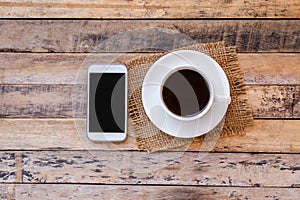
[0,1,299,199]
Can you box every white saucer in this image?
[142,50,231,138]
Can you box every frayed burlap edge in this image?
[121,42,253,152]
[194,42,253,143]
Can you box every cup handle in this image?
[214,95,231,104]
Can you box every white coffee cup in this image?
[142,50,231,138]
[159,66,230,121]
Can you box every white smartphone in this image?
[87,64,127,142]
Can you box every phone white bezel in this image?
[87,64,127,142]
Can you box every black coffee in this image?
[162,69,210,117]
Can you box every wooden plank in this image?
[188,120,300,153]
[14,152,23,183]
[0,118,134,150]
[0,152,15,183]
[12,184,300,200]
[22,151,300,187]
[0,20,299,53]
[0,119,299,153]
[0,53,299,85]
[0,53,122,85]
[0,84,299,118]
[0,0,299,18]
[0,84,80,118]
[248,85,300,118]
[238,54,300,85]
[6,185,14,200]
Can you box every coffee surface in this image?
[162,69,210,117]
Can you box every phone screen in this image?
[89,73,125,133]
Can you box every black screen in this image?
[89,73,125,133]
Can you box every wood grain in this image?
[22,151,300,187]
[1,0,299,196]
[238,54,300,85]
[14,152,22,183]
[1,84,299,118]
[0,0,299,18]
[12,184,300,200]
[0,84,81,118]
[0,53,299,85]
[0,152,15,183]
[0,185,7,200]
[248,85,300,118]
[0,20,299,53]
[0,119,299,152]
[188,120,300,153]
[6,184,14,200]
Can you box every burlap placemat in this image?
[121,42,253,153]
